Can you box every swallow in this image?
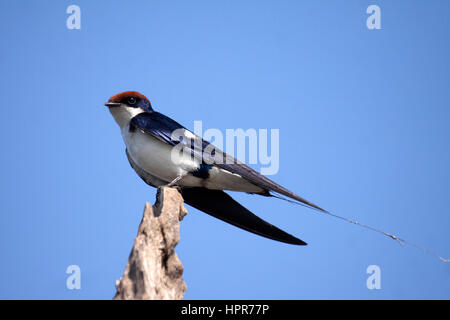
[105,91,326,245]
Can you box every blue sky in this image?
[0,0,449,299]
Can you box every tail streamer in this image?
[271,194,449,263]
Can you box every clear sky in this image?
[0,0,449,299]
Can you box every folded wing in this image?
[130,112,326,212]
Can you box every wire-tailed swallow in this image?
[105,91,326,245]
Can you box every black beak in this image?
[104,102,121,107]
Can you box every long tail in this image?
[271,193,449,263]
[180,187,306,245]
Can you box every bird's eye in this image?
[128,97,137,105]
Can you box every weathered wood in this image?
[114,187,187,300]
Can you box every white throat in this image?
[109,105,145,129]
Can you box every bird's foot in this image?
[164,175,185,188]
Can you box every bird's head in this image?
[105,91,153,111]
[105,91,153,128]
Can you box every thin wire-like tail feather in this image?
[272,193,449,263]
[268,190,328,212]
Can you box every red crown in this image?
[108,91,150,104]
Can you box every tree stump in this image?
[114,187,187,300]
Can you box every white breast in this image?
[122,126,204,186]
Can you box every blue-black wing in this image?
[130,111,184,146]
[130,112,326,212]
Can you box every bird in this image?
[104,91,326,245]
